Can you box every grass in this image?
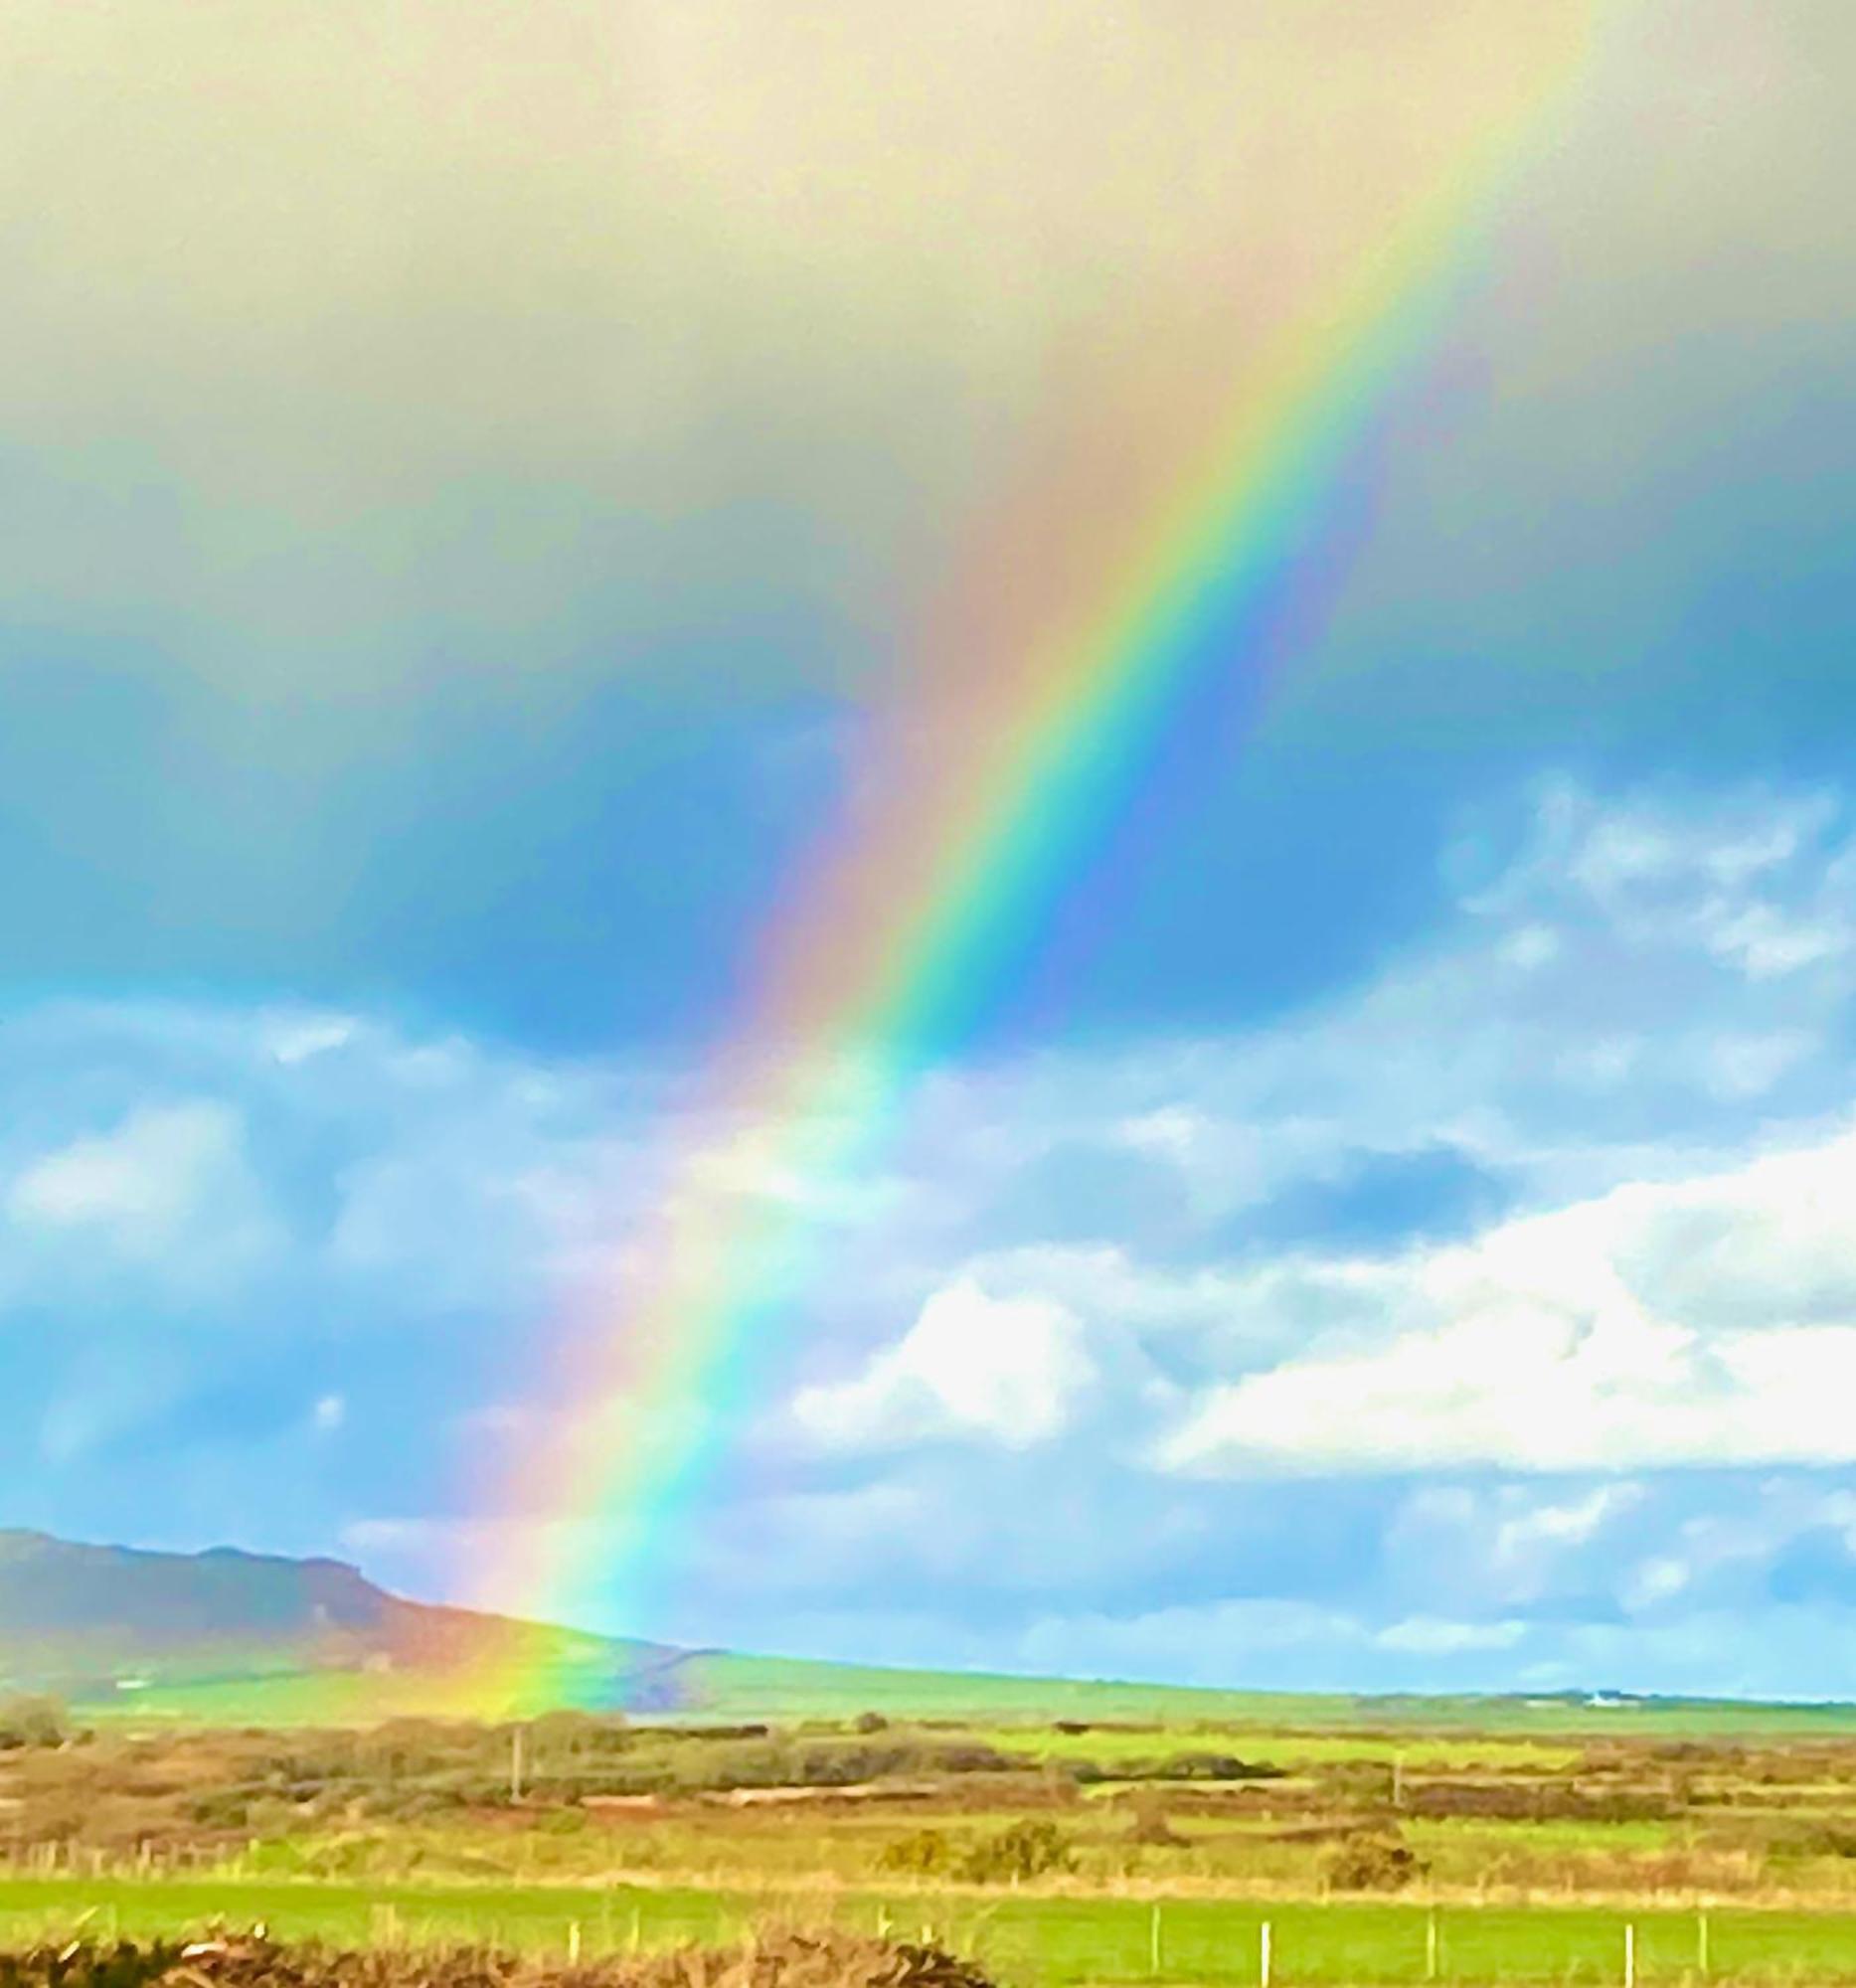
[73,1658,1856,1739]
[9,1880,1856,1985]
[974,1727,1586,1773]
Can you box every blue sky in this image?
[3,0,1855,1696]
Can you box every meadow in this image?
[13,1700,1856,1982]
[8,1883,1856,1987]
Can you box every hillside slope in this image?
[11,1530,1828,1736]
[0,1530,684,1713]
[0,1530,1262,1725]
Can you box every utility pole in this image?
[511,1725,526,1804]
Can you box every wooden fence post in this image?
[1261,1919,1272,1988]
[1624,1922,1636,1988]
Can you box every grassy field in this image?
[75,1668,1856,1740]
[17,1697,1856,1982]
[972,1727,1588,1774]
[8,1879,1856,1985]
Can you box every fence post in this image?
[569,1923,582,1965]
[1151,1905,1163,1977]
[1624,1923,1635,1988]
[1261,1919,1272,1988]
[1426,1909,1438,1982]
[1698,1912,1709,1977]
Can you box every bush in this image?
[1150,1752,1282,1782]
[1765,1821,1856,1862]
[877,1828,956,1877]
[1322,1827,1426,1893]
[1126,1794,1185,1848]
[0,1697,70,1749]
[959,1818,1073,1885]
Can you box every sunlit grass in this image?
[9,1880,1856,1985]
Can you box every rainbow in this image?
[461,0,1608,1704]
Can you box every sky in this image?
[2,0,1855,1698]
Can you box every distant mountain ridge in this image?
[0,1528,687,1710]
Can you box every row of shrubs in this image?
[170,1744,1292,1830]
[876,1817,1425,1892]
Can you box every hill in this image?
[0,1529,1284,1726]
[7,1531,1856,1736]
[0,1529,685,1717]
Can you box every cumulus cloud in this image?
[789,1279,1097,1451]
[4,1099,284,1297]
[10,1101,244,1237]
[1158,1125,1856,1476]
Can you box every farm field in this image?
[8,1879,1856,1986]
[15,1700,1856,1981]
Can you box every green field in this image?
[6,1879,1856,1986]
[75,1664,1856,1739]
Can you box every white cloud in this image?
[1492,1486,1637,1564]
[9,1101,242,1238]
[1159,1123,1856,1476]
[1478,780,1856,984]
[1116,1107,1210,1164]
[789,1278,1097,1450]
[1619,1557,1689,1611]
[265,1014,357,1066]
[1376,1616,1526,1655]
[3,1099,283,1296]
